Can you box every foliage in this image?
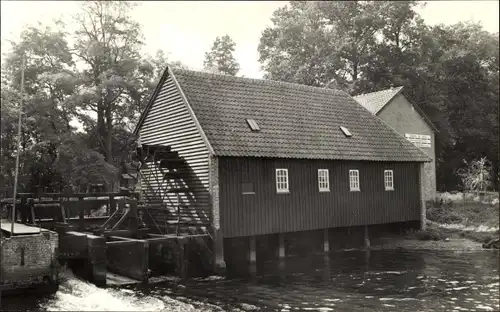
[456,158,493,193]
[204,35,240,76]
[259,0,499,190]
[0,1,184,195]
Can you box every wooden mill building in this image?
[134,67,431,271]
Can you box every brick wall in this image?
[377,93,436,201]
[1,231,58,282]
[210,155,220,230]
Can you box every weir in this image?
[2,192,214,288]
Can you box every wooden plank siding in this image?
[138,75,211,229]
[219,157,420,238]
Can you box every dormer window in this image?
[246,119,260,131]
[340,126,352,137]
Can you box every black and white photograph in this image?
[0,1,498,311]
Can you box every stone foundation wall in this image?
[1,231,58,282]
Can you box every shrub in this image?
[412,227,447,241]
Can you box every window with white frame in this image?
[276,169,289,193]
[384,170,394,191]
[318,169,330,192]
[349,169,360,191]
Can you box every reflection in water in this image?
[2,249,499,312]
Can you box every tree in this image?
[71,1,146,164]
[204,35,240,76]
[1,23,78,194]
[1,2,189,194]
[259,1,499,191]
[456,157,492,195]
[0,22,122,194]
[258,1,387,90]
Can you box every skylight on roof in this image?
[246,119,260,131]
[340,126,352,137]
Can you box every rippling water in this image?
[2,249,499,312]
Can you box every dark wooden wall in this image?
[218,157,421,238]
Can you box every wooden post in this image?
[278,233,285,259]
[29,198,36,225]
[59,197,67,224]
[364,225,370,248]
[78,197,85,231]
[109,196,116,214]
[323,228,329,253]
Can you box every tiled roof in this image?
[151,68,430,162]
[353,86,404,114]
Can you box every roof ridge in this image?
[170,66,348,97]
[354,86,403,98]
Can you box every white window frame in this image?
[349,169,360,192]
[276,168,289,193]
[318,169,330,192]
[384,170,394,191]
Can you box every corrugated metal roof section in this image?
[353,86,404,114]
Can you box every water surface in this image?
[2,249,498,312]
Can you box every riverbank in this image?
[399,192,500,249]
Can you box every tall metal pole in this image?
[11,54,26,234]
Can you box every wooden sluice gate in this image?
[2,192,214,287]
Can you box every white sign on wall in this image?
[405,133,431,148]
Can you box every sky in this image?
[1,1,499,79]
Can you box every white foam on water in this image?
[379,298,418,302]
[384,271,406,275]
[42,276,218,312]
[194,275,226,282]
[452,287,469,290]
[476,305,494,311]
[323,299,341,302]
[486,282,499,288]
[44,278,166,311]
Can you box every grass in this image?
[427,193,499,229]
[407,192,499,245]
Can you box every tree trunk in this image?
[105,107,113,164]
[97,104,105,156]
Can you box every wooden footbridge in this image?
[0,144,216,287]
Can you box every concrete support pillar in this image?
[212,228,226,275]
[142,241,149,283]
[86,235,107,286]
[323,228,329,253]
[364,248,371,270]
[249,235,256,274]
[419,162,427,230]
[364,225,370,249]
[323,252,330,282]
[278,233,285,259]
[177,237,188,279]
